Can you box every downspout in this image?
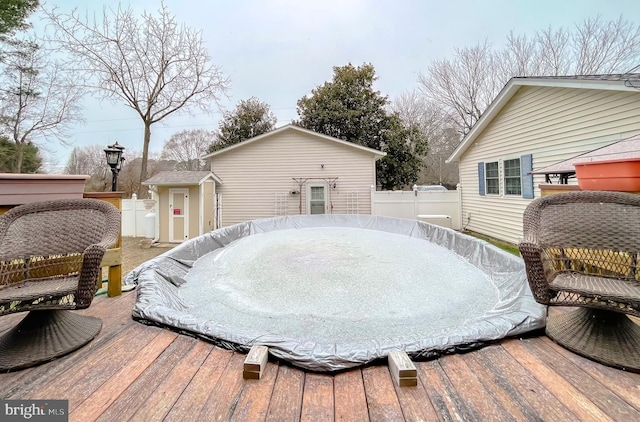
[199,182,204,235]
[150,186,160,243]
[456,183,463,231]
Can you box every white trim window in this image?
[307,183,327,214]
[485,161,499,195]
[478,154,534,199]
[504,158,522,195]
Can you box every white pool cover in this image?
[126,215,546,372]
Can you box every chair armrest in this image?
[75,216,119,307]
[76,243,108,308]
[519,240,553,304]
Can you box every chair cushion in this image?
[0,276,78,313]
[550,272,640,304]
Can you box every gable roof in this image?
[446,73,640,163]
[142,171,222,186]
[200,124,386,160]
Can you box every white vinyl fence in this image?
[121,188,463,237]
[371,187,462,230]
[121,197,150,237]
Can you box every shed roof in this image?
[201,124,386,160]
[531,133,640,175]
[142,171,222,186]
[446,73,640,163]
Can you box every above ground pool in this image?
[126,215,546,372]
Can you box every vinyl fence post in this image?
[370,185,375,215]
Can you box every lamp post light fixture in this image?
[104,142,125,192]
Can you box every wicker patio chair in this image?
[519,190,640,372]
[0,198,120,371]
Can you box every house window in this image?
[504,158,521,195]
[478,154,533,198]
[309,185,326,214]
[485,162,499,195]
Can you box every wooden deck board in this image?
[463,345,550,421]
[417,359,478,421]
[38,325,165,411]
[301,373,334,422]
[525,335,639,421]
[265,363,305,422]
[71,328,178,420]
[362,365,405,421]
[1,292,639,421]
[231,361,279,421]
[164,346,234,421]
[539,336,640,413]
[95,334,193,421]
[392,369,439,421]
[198,352,247,421]
[129,339,214,421]
[502,338,615,421]
[437,353,511,421]
[334,370,369,422]
[481,343,580,421]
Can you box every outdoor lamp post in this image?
[104,142,125,192]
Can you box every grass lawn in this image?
[465,230,521,256]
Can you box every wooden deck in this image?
[1,292,639,421]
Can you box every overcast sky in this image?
[33,0,639,171]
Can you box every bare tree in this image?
[422,125,460,187]
[536,27,571,75]
[117,151,174,198]
[573,16,640,74]
[391,91,460,186]
[160,129,212,171]
[493,31,546,84]
[43,2,230,185]
[419,15,640,134]
[64,145,111,191]
[418,41,499,134]
[391,91,446,140]
[0,37,83,172]
[64,145,104,175]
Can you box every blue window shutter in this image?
[521,154,534,199]
[478,162,485,196]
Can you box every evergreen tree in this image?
[209,97,277,153]
[296,63,427,190]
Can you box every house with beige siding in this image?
[201,124,385,228]
[447,74,640,245]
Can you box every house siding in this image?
[208,129,378,227]
[459,85,640,244]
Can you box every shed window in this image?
[504,158,521,195]
[485,162,499,195]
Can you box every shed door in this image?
[307,183,327,214]
[169,188,189,242]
